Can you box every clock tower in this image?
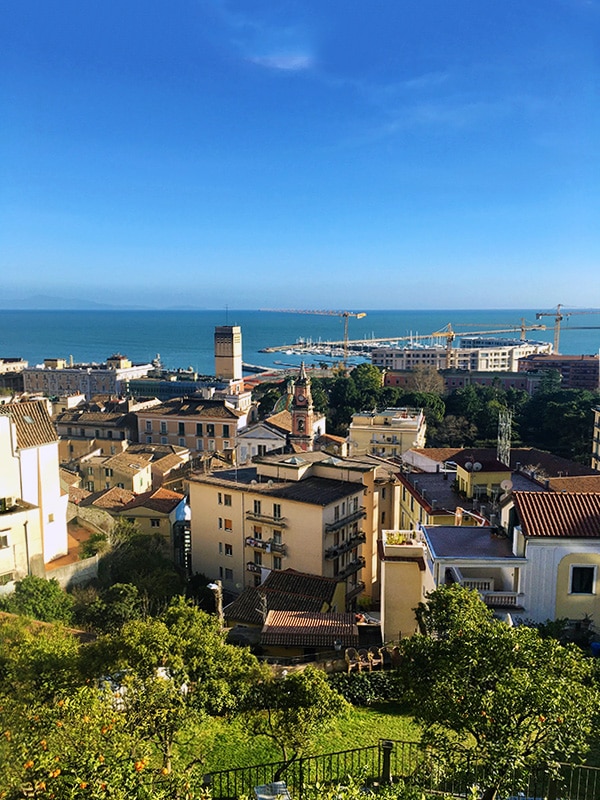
[290,363,315,451]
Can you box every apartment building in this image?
[78,452,153,494]
[593,408,600,471]
[136,398,247,454]
[518,353,600,390]
[372,340,551,373]
[188,451,384,608]
[23,354,152,400]
[348,407,426,458]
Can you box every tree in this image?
[399,586,599,800]
[246,666,350,779]
[0,574,74,624]
[405,366,445,395]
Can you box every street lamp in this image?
[207,580,223,624]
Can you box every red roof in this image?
[261,610,358,647]
[513,491,600,538]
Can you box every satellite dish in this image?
[464,461,473,471]
[251,480,257,485]
[500,479,513,491]
[473,462,482,472]
[268,479,274,487]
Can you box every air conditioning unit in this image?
[0,497,15,513]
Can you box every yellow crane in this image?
[262,309,367,370]
[536,304,600,353]
[426,321,547,368]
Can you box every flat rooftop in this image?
[424,525,519,560]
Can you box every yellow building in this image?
[592,407,600,471]
[189,451,384,608]
[79,452,153,494]
[348,407,426,458]
[379,529,435,642]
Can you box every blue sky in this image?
[2,0,599,309]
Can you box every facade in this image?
[136,398,246,455]
[593,408,600,471]
[372,340,551,373]
[23,355,152,400]
[518,353,600,390]
[188,451,384,608]
[214,325,243,381]
[348,407,426,458]
[0,401,68,573]
[78,452,153,494]
[384,369,544,395]
[379,529,436,642]
[0,358,27,394]
[55,409,139,462]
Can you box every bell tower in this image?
[290,363,315,451]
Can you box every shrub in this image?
[328,671,401,706]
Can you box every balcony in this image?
[325,507,366,533]
[245,536,287,555]
[345,581,366,602]
[480,591,522,609]
[245,510,288,528]
[325,531,366,560]
[246,562,262,574]
[337,556,366,581]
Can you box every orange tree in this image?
[399,586,600,800]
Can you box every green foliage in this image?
[79,530,108,558]
[246,666,350,771]
[74,582,144,633]
[97,523,185,606]
[399,586,600,799]
[328,671,402,706]
[0,615,82,703]
[0,575,74,624]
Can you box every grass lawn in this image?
[177,702,419,773]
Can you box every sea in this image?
[1,309,600,376]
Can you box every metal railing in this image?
[204,740,600,800]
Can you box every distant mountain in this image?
[6,294,149,310]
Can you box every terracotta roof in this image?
[119,487,185,514]
[513,491,600,538]
[140,399,243,419]
[0,401,58,449]
[224,569,339,626]
[60,468,81,487]
[266,410,293,433]
[549,476,600,493]
[152,453,186,473]
[55,410,132,426]
[80,487,136,511]
[261,610,359,647]
[126,443,189,459]
[69,486,91,505]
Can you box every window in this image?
[254,551,262,566]
[273,503,282,520]
[160,422,167,434]
[218,518,223,529]
[273,556,282,570]
[273,530,282,544]
[161,437,168,445]
[224,494,232,506]
[223,441,230,450]
[87,467,94,476]
[127,517,135,523]
[381,511,386,524]
[146,436,152,444]
[225,568,233,580]
[224,519,233,531]
[207,424,215,437]
[151,519,160,528]
[253,525,262,538]
[67,427,72,436]
[146,420,152,432]
[219,542,223,553]
[254,499,261,515]
[178,422,185,436]
[257,445,267,456]
[178,438,185,447]
[110,446,116,454]
[196,423,203,436]
[0,533,9,549]
[104,468,113,477]
[218,493,223,504]
[197,439,204,451]
[95,429,100,438]
[222,424,230,438]
[117,483,124,489]
[86,481,94,492]
[570,566,596,594]
[334,505,340,521]
[254,575,261,587]
[225,543,233,556]
[107,430,113,439]
[208,440,215,452]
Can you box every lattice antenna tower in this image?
[497,408,512,467]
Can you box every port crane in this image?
[425,321,547,368]
[536,304,600,353]
[261,309,367,370]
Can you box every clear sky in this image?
[2,0,599,309]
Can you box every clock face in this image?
[297,393,305,403]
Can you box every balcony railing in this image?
[246,562,262,574]
[245,536,287,555]
[245,511,288,528]
[337,556,366,581]
[481,591,522,608]
[325,507,366,533]
[345,581,366,603]
[325,532,366,560]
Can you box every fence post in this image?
[381,740,394,784]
